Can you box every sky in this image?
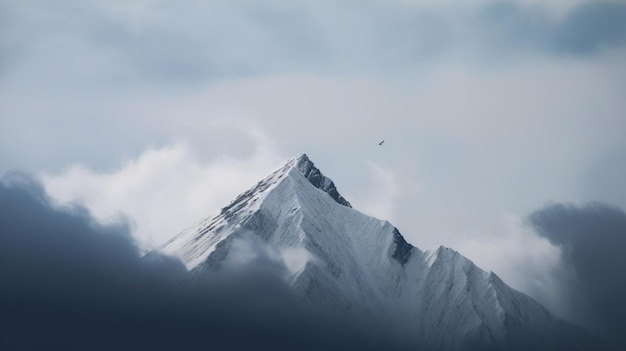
[1,0,626,348]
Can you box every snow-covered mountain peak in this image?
[159,154,604,351]
[291,153,352,208]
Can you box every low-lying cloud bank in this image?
[0,172,413,351]
[2,172,623,350]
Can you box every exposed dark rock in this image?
[295,154,352,208]
[392,228,413,265]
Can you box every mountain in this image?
[161,154,604,351]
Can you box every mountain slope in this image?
[161,154,602,351]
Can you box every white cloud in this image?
[222,235,315,280]
[458,215,575,320]
[349,162,415,224]
[281,246,316,277]
[40,129,285,249]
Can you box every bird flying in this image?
[378,140,385,145]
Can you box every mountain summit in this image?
[162,154,603,351]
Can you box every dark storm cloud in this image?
[528,202,626,349]
[0,172,414,351]
[478,2,626,55]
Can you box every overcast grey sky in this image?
[2,0,626,345]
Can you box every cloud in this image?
[3,48,623,263]
[3,0,624,94]
[3,1,625,211]
[459,204,626,349]
[349,162,415,224]
[222,234,318,281]
[555,2,626,54]
[459,215,572,321]
[476,1,626,55]
[0,172,417,351]
[0,171,187,292]
[40,133,285,249]
[2,4,626,347]
[527,202,626,349]
[3,171,609,351]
